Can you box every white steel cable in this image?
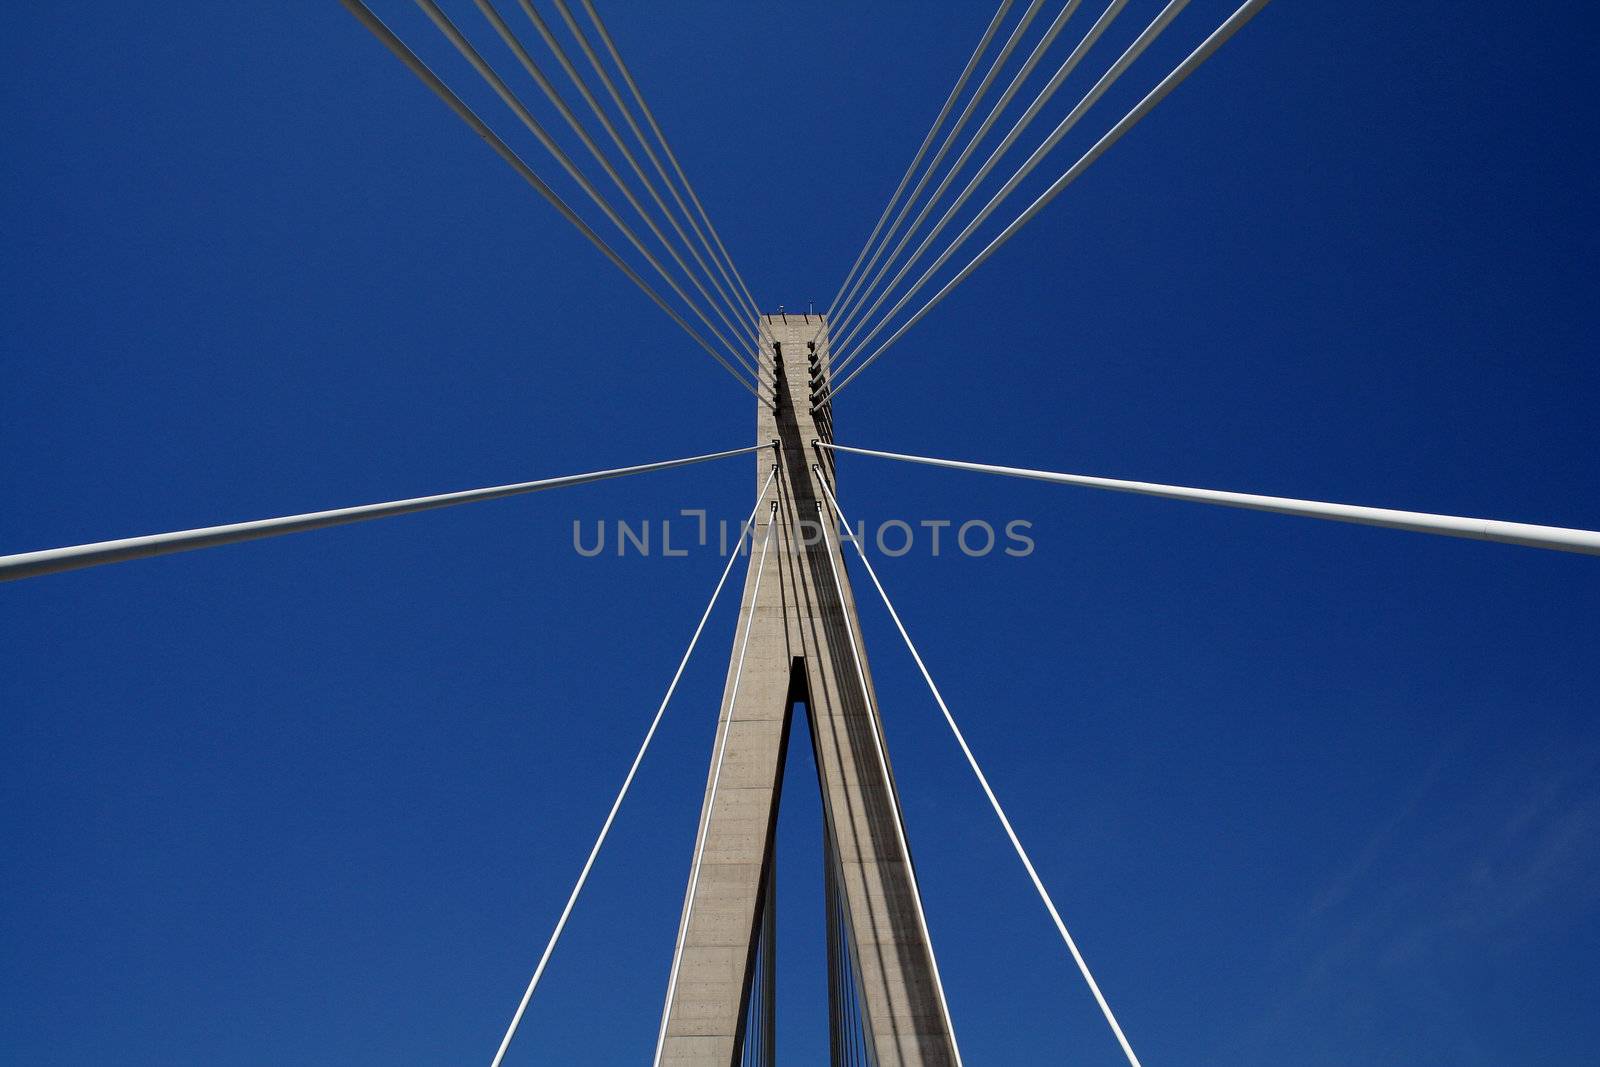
[0,444,763,582]
[337,1,761,400]
[488,465,778,1067]
[827,0,1094,371]
[816,474,1145,1067]
[811,494,967,1066]
[829,0,1017,316]
[818,441,1600,556]
[650,503,780,1067]
[827,0,1274,399]
[473,0,762,383]
[831,0,1168,375]
[830,0,1048,343]
[413,1,759,387]
[571,0,763,322]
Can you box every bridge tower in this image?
[657,314,959,1065]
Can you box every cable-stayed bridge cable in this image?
[830,0,1048,343]
[548,0,759,331]
[337,0,760,400]
[506,0,764,377]
[816,473,1146,1067]
[826,0,1274,399]
[571,0,763,322]
[472,0,762,383]
[829,0,1017,317]
[413,1,760,388]
[830,0,1083,360]
[828,0,1125,380]
[488,465,779,1067]
[651,502,780,1067]
[817,442,1600,556]
[830,0,1175,378]
[0,445,764,582]
[827,0,1097,370]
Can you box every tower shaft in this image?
[658,314,957,1066]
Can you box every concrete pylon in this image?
[658,315,958,1066]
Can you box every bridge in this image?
[4,2,1597,1065]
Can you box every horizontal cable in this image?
[819,442,1600,555]
[817,473,1144,1067]
[0,445,764,582]
[336,1,760,400]
[489,464,779,1067]
[825,0,1272,400]
[829,0,1017,317]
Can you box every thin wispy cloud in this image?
[1221,728,1600,1065]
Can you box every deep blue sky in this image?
[3,2,1598,1064]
